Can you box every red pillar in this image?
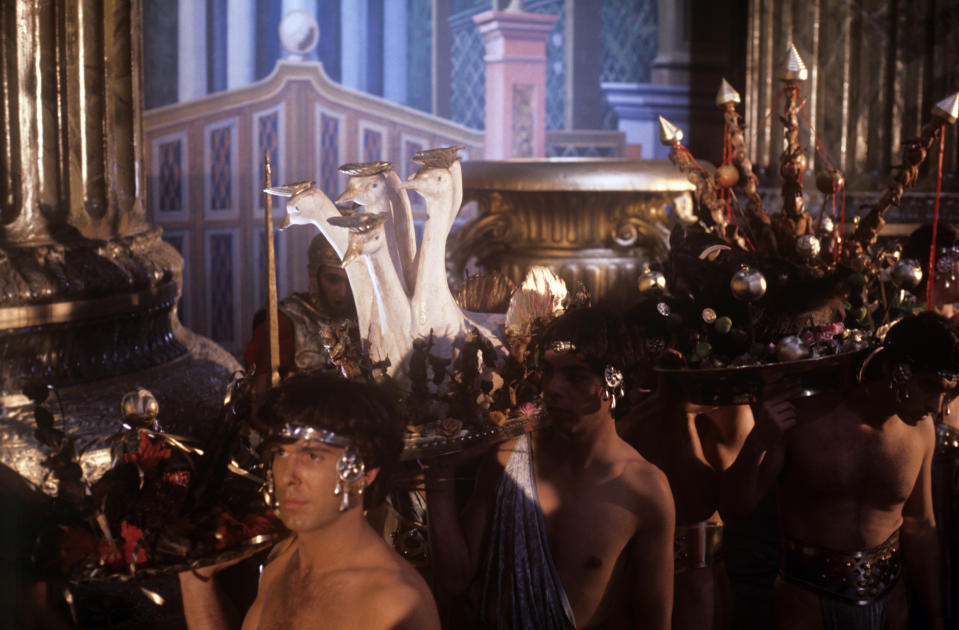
[473,9,557,159]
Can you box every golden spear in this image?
[264,152,280,387]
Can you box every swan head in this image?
[335,172,389,207]
[400,166,451,202]
[264,180,325,230]
[336,161,392,207]
[327,212,390,266]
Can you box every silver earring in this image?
[603,365,625,410]
[333,446,367,512]
[890,363,912,405]
[264,469,276,508]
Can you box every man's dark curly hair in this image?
[258,371,404,506]
[861,312,959,381]
[539,307,635,378]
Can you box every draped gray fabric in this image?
[480,433,576,630]
[820,594,887,630]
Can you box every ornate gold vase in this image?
[453,158,698,306]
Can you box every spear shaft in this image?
[264,152,280,387]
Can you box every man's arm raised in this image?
[423,443,502,595]
[630,463,675,630]
[719,386,797,521]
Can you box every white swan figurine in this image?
[334,161,417,292]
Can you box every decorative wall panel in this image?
[206,230,239,345]
[359,122,387,162]
[253,106,283,214]
[316,107,345,195]
[512,84,536,158]
[151,131,188,222]
[203,118,239,219]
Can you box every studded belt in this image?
[936,422,959,453]
[780,530,901,605]
[674,521,723,573]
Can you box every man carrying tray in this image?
[426,307,675,629]
[179,372,440,630]
[722,312,957,630]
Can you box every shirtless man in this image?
[426,307,675,629]
[621,299,753,630]
[179,373,440,630]
[722,312,957,630]
[626,386,751,630]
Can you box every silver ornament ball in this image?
[889,259,923,289]
[819,216,834,235]
[795,234,822,260]
[120,387,160,428]
[637,268,667,293]
[730,267,767,302]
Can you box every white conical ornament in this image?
[658,116,684,146]
[716,78,741,107]
[933,92,959,125]
[778,43,808,81]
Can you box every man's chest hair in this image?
[258,559,352,628]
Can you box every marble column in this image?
[227,0,256,88]
[0,0,237,494]
[473,9,558,159]
[383,0,408,104]
[340,0,368,90]
[177,0,207,101]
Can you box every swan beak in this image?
[334,190,354,205]
[340,239,363,267]
[279,213,292,230]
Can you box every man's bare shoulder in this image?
[350,559,441,630]
[259,535,297,582]
[615,439,673,514]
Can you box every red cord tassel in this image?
[927,123,947,310]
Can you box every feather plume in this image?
[505,266,568,335]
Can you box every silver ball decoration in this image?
[120,387,160,428]
[795,234,821,261]
[730,267,767,302]
[775,335,811,362]
[819,216,834,235]
[637,267,667,293]
[889,258,923,289]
